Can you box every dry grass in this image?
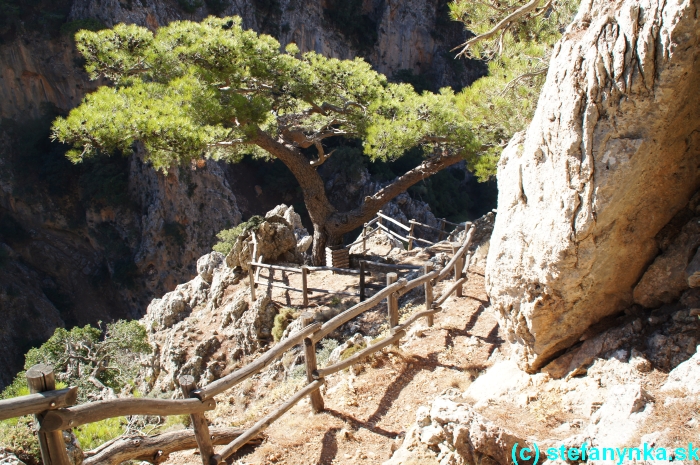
[627,386,700,448]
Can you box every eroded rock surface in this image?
[486,0,700,371]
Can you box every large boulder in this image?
[225,205,309,272]
[486,0,700,371]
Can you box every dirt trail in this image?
[168,260,503,465]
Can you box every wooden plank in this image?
[378,223,409,243]
[359,261,366,302]
[195,322,321,401]
[214,380,324,462]
[179,376,215,465]
[394,306,442,334]
[312,278,407,343]
[376,212,410,231]
[409,219,445,235]
[407,235,436,246]
[437,226,475,282]
[81,427,255,465]
[455,255,464,298]
[387,273,399,347]
[365,216,380,227]
[435,277,468,307]
[307,287,357,297]
[248,269,256,301]
[424,264,435,327]
[300,314,324,413]
[301,266,309,307]
[361,260,422,271]
[314,330,406,378]
[255,280,304,293]
[26,365,71,465]
[306,266,360,275]
[39,397,217,432]
[0,387,78,421]
[250,262,301,274]
[365,283,384,290]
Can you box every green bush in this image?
[271,307,298,342]
[0,416,40,465]
[3,321,151,403]
[212,215,263,256]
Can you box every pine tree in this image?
[52,16,483,264]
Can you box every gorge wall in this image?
[486,0,700,372]
[0,0,485,388]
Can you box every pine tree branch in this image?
[452,0,544,57]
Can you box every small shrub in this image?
[340,339,367,361]
[212,215,263,256]
[316,339,339,367]
[272,307,298,342]
[0,416,40,465]
[73,417,126,451]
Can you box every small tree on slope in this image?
[51,16,484,265]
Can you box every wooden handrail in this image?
[378,223,409,243]
[409,219,445,234]
[39,397,217,432]
[214,380,324,462]
[435,277,468,307]
[397,270,439,297]
[250,262,301,273]
[347,226,380,247]
[0,387,78,421]
[195,322,321,401]
[361,260,423,271]
[306,266,361,275]
[376,212,410,231]
[82,427,254,465]
[312,278,407,343]
[314,330,407,378]
[436,226,475,282]
[407,235,436,246]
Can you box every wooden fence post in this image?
[301,266,309,307]
[455,255,464,298]
[249,266,256,302]
[362,223,368,252]
[26,364,71,465]
[423,264,434,327]
[407,221,415,251]
[300,313,324,413]
[179,375,216,465]
[438,219,446,241]
[359,261,366,302]
[387,273,399,346]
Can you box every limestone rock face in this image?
[486,0,700,372]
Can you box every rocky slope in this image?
[486,0,700,372]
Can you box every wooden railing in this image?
[0,225,476,465]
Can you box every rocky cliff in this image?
[486,0,700,372]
